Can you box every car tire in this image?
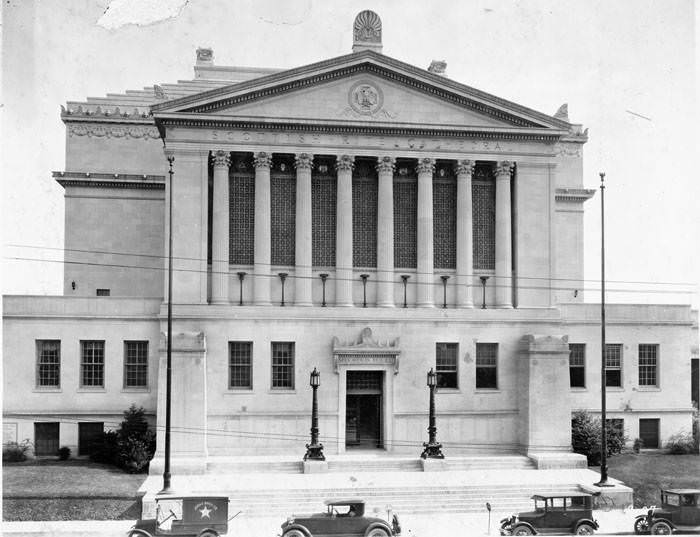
[198,532,218,537]
[634,517,650,534]
[366,528,390,537]
[128,531,152,537]
[575,523,596,535]
[650,521,673,535]
[283,529,309,537]
[512,525,534,536]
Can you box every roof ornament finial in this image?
[554,103,569,122]
[352,10,382,54]
[428,60,447,76]
[196,47,213,66]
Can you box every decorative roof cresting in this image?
[353,10,382,54]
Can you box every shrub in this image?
[571,411,626,465]
[89,405,155,473]
[633,438,643,453]
[665,431,696,454]
[2,439,32,462]
[58,446,71,460]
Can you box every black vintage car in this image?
[500,492,599,535]
[128,495,231,537]
[281,499,401,537]
[634,488,700,534]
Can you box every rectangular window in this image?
[36,340,61,387]
[229,342,253,389]
[604,344,622,387]
[638,344,658,387]
[569,343,586,388]
[34,422,60,456]
[96,289,110,296]
[436,343,458,388]
[81,340,105,388]
[476,343,498,389]
[639,418,660,448]
[271,342,294,389]
[124,341,148,388]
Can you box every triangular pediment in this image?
[152,51,571,134]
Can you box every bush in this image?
[633,438,643,453]
[665,431,696,454]
[58,446,71,460]
[3,439,32,462]
[571,411,626,465]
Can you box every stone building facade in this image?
[3,12,698,469]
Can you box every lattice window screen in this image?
[229,173,255,265]
[312,174,336,267]
[271,175,296,266]
[433,178,457,269]
[353,176,377,268]
[393,177,417,268]
[473,165,495,270]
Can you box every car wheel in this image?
[198,531,218,537]
[283,529,309,537]
[634,517,650,534]
[576,523,596,535]
[512,525,534,536]
[366,528,390,537]
[128,531,152,537]
[650,521,673,535]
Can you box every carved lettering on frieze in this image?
[68,124,160,139]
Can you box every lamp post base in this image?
[304,442,326,461]
[420,441,444,459]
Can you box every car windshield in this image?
[534,499,546,512]
[664,494,681,507]
[329,504,359,517]
[157,498,183,530]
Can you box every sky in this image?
[1,0,698,308]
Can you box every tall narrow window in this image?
[604,344,622,387]
[476,343,498,389]
[36,340,61,388]
[81,340,105,388]
[638,344,659,387]
[229,342,253,389]
[271,342,294,389]
[435,343,458,388]
[569,343,586,388]
[124,341,148,388]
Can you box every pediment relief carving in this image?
[332,327,400,374]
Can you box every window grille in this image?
[476,343,498,389]
[229,173,255,265]
[353,176,377,267]
[271,342,294,389]
[393,177,417,268]
[605,344,622,387]
[473,165,495,270]
[312,174,336,266]
[271,175,296,266]
[638,344,658,386]
[96,289,110,296]
[569,343,586,388]
[433,178,457,269]
[124,341,148,388]
[81,340,104,387]
[37,340,60,387]
[347,371,383,391]
[229,342,252,389]
[436,342,458,388]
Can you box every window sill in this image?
[570,387,587,392]
[121,388,150,393]
[225,388,254,393]
[475,388,500,393]
[635,386,661,392]
[33,388,62,393]
[76,388,106,392]
[437,388,461,394]
[268,389,296,394]
[605,387,625,391]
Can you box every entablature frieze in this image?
[332,327,400,374]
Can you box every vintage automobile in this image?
[127,495,231,537]
[634,488,700,534]
[281,499,401,537]
[499,492,599,535]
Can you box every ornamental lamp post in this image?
[278,272,288,306]
[479,276,489,309]
[401,274,410,308]
[360,274,369,307]
[236,271,246,306]
[420,368,444,459]
[319,273,328,307]
[440,275,450,309]
[304,367,325,461]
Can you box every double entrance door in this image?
[345,371,383,449]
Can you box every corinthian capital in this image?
[375,156,396,174]
[495,161,514,178]
[335,154,355,172]
[253,152,273,169]
[295,153,314,170]
[211,150,231,168]
[415,157,436,175]
[454,159,475,177]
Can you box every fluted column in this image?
[253,152,273,305]
[210,150,231,303]
[376,156,396,307]
[294,153,314,306]
[335,155,355,306]
[455,159,475,308]
[495,161,514,308]
[416,157,436,307]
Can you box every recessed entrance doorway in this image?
[345,371,383,449]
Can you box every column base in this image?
[334,302,354,307]
[253,301,272,306]
[496,304,513,309]
[294,301,313,307]
[457,303,474,308]
[416,302,435,308]
[377,302,395,308]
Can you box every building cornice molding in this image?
[53,171,165,190]
[65,122,160,139]
[555,187,596,203]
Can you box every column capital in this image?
[376,156,396,174]
[295,153,314,170]
[495,160,514,178]
[416,157,436,175]
[454,159,475,177]
[211,150,231,169]
[336,154,355,172]
[253,152,273,169]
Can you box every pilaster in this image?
[253,152,273,306]
[210,151,231,304]
[295,153,314,306]
[335,155,355,306]
[416,157,436,307]
[455,159,475,308]
[376,156,396,307]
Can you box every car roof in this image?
[663,489,700,495]
[324,498,365,506]
[155,494,229,501]
[531,492,592,500]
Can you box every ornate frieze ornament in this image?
[295,153,314,170]
[211,150,231,168]
[335,154,355,172]
[348,80,384,116]
[353,10,382,44]
[67,123,159,139]
[62,105,150,119]
[555,188,596,203]
[253,152,273,169]
[455,159,475,177]
[332,327,400,374]
[375,156,396,174]
[416,157,436,175]
[553,142,582,158]
[495,161,514,178]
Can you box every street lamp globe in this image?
[310,367,320,387]
[427,367,437,388]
